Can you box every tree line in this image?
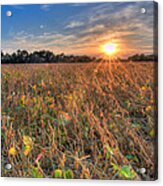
[1,50,96,64]
[127,54,157,62]
[1,50,157,64]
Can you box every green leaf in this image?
[119,165,135,179]
[105,144,114,159]
[54,169,62,178]
[111,163,119,171]
[63,169,74,179]
[126,154,134,160]
[149,129,155,137]
[31,166,44,178]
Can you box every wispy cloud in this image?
[2,31,77,54]
[69,3,89,7]
[2,2,155,57]
[65,21,84,29]
[40,4,51,11]
[81,24,105,34]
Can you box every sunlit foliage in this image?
[1,62,157,180]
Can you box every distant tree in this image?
[128,54,156,62]
[1,49,156,64]
[1,51,5,64]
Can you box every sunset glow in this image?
[1,2,154,57]
[102,43,117,56]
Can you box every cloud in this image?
[69,3,89,7]
[1,31,77,55]
[2,29,102,56]
[81,24,105,34]
[65,21,84,29]
[2,2,154,57]
[40,4,51,11]
[40,25,44,29]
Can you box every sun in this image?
[102,43,117,55]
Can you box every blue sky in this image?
[1,1,155,57]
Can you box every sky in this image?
[1,1,155,58]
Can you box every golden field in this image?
[1,62,157,180]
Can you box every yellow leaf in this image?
[33,97,37,103]
[146,106,152,112]
[23,145,31,156]
[141,86,146,91]
[23,136,33,146]
[9,147,17,156]
[49,104,54,109]
[32,85,37,91]
[149,129,155,137]
[150,99,154,104]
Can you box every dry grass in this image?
[1,61,157,180]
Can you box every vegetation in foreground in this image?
[1,61,157,180]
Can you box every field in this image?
[1,62,157,180]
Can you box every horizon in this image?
[2,1,155,58]
[1,49,155,59]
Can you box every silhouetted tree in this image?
[128,54,156,62]
[1,50,156,64]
